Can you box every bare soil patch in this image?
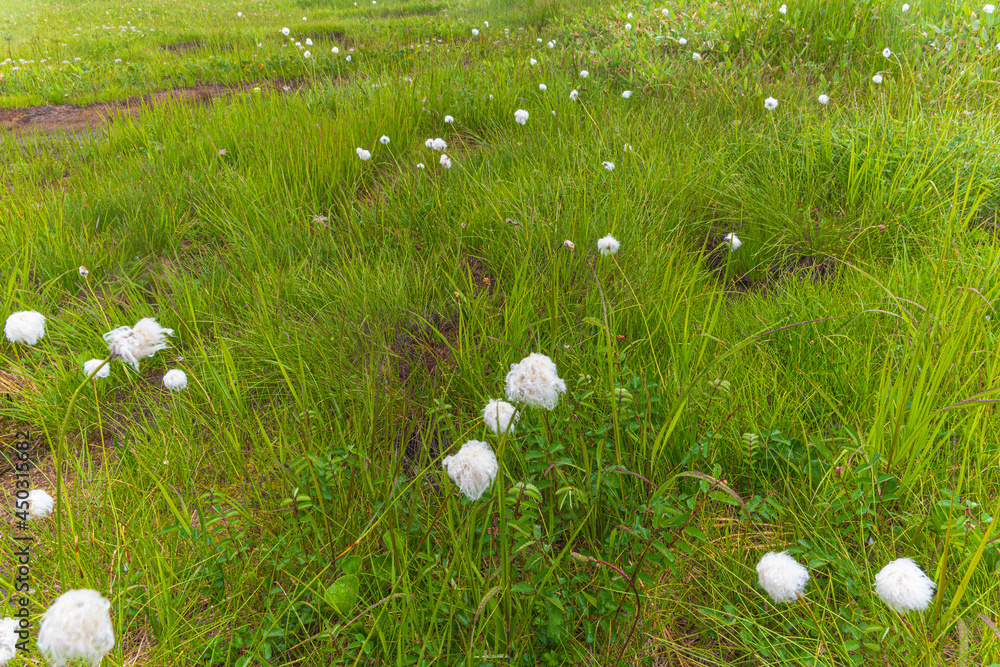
[0,80,300,136]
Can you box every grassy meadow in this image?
[3,0,1000,664]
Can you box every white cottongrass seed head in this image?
[442,440,498,500]
[539,83,547,91]
[444,115,454,124]
[872,73,883,84]
[78,265,89,277]
[27,489,55,520]
[0,618,17,664]
[440,154,452,169]
[625,22,632,30]
[563,239,575,249]
[281,27,290,35]
[83,359,110,379]
[416,162,425,169]
[597,234,620,256]
[986,4,997,14]
[482,399,519,435]
[514,109,529,125]
[306,38,312,45]
[530,57,538,65]
[303,50,311,58]
[505,353,567,410]
[818,94,830,104]
[4,310,46,345]
[380,135,390,144]
[779,3,788,14]
[724,232,742,252]
[431,137,448,151]
[163,369,188,392]
[678,37,687,45]
[875,558,936,613]
[356,147,371,160]
[692,52,702,60]
[622,90,632,98]
[37,589,115,667]
[332,46,339,54]
[764,96,778,110]
[580,69,589,78]
[472,28,479,36]
[103,317,174,371]
[602,161,615,171]
[882,47,892,58]
[756,551,809,602]
[902,2,910,10]
[570,89,579,101]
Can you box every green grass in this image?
[3,0,1000,664]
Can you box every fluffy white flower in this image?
[484,21,489,27]
[78,265,89,277]
[431,138,448,151]
[818,93,830,104]
[882,47,892,58]
[876,558,936,613]
[0,618,17,664]
[625,22,632,30]
[163,369,188,392]
[380,135,390,144]
[27,489,54,520]
[724,232,742,251]
[346,55,351,61]
[103,317,173,371]
[356,147,371,160]
[779,3,788,14]
[627,11,633,18]
[692,52,701,61]
[580,69,589,78]
[444,115,454,123]
[678,37,687,45]
[416,162,425,169]
[332,46,339,54]
[902,3,910,10]
[482,399,519,435]
[4,311,46,345]
[547,41,555,48]
[563,239,575,249]
[83,359,110,379]
[442,440,498,500]
[539,83,547,91]
[472,28,479,36]
[624,142,633,151]
[602,161,615,171]
[756,551,809,602]
[597,234,620,255]
[37,589,115,667]
[440,154,452,169]
[514,109,529,125]
[237,11,243,17]
[622,90,632,98]
[530,58,538,65]
[987,4,996,14]
[570,89,579,101]
[303,50,311,58]
[505,353,567,410]
[872,73,883,84]
[305,38,313,45]
[764,96,778,110]
[281,27,290,35]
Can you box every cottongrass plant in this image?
[82,359,110,379]
[482,399,519,435]
[514,109,529,125]
[441,440,498,500]
[26,489,54,520]
[597,234,620,255]
[162,369,188,392]
[4,310,45,345]
[756,551,810,602]
[875,558,936,613]
[504,353,566,410]
[37,590,115,667]
[0,618,17,665]
[103,317,173,370]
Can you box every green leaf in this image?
[341,555,363,576]
[545,599,568,642]
[325,575,360,615]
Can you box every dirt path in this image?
[0,80,300,136]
